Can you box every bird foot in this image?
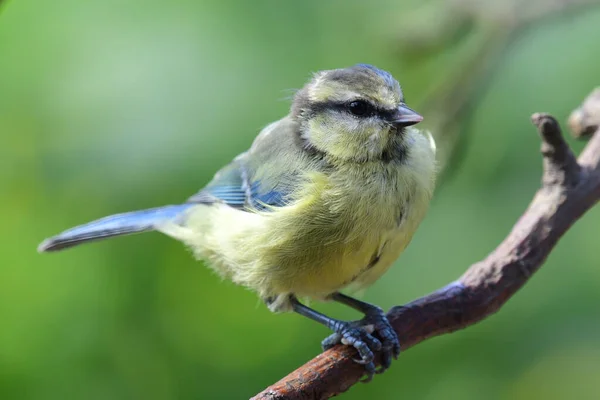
[321,309,400,382]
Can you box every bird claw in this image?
[364,306,401,364]
[321,310,400,381]
[321,332,342,351]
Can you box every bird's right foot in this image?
[321,320,383,382]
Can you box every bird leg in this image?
[290,294,398,382]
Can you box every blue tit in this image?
[39,64,436,380]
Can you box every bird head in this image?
[292,64,422,163]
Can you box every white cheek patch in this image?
[366,133,381,154]
[368,133,379,143]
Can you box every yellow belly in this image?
[258,205,422,298]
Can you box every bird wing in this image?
[186,154,290,211]
[187,117,310,211]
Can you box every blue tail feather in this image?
[38,204,193,252]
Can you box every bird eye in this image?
[346,100,373,117]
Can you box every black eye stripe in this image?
[308,100,395,120]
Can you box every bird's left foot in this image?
[321,306,400,381]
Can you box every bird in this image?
[38,64,437,381]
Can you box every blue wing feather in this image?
[187,158,290,211]
[248,181,286,211]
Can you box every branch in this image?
[252,90,600,400]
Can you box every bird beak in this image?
[391,104,423,127]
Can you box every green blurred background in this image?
[2,0,600,399]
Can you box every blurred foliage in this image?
[1,0,600,399]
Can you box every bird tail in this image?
[38,204,194,252]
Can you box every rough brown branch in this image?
[252,90,600,400]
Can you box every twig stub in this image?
[532,112,582,187]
